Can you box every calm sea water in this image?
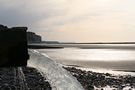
[38,44,135,71]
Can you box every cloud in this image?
[0,0,135,42]
[0,0,67,32]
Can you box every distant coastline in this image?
[28,43,135,50]
[28,44,64,49]
[62,42,135,44]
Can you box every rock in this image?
[0,25,29,67]
[63,66,135,90]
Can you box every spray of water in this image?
[28,50,84,90]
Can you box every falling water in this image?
[28,50,84,90]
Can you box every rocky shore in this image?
[0,67,51,90]
[22,67,51,90]
[64,67,135,90]
[0,66,135,90]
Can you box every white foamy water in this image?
[28,50,84,90]
[77,67,135,76]
[94,85,135,90]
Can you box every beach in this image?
[0,66,135,90]
[0,67,51,90]
[64,66,135,90]
[36,45,135,90]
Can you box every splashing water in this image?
[28,50,84,90]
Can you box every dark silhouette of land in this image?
[0,25,29,67]
[27,32,42,43]
[62,42,135,44]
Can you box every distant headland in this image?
[27,32,42,43]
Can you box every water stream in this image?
[28,50,84,90]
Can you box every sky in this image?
[0,0,135,42]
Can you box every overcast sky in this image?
[0,0,135,42]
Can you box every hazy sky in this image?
[0,0,135,42]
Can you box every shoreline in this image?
[28,44,64,49]
[28,43,135,50]
[66,64,135,73]
[0,66,135,89]
[116,70,135,73]
[63,66,135,90]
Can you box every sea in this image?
[29,44,135,89]
[38,44,135,72]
